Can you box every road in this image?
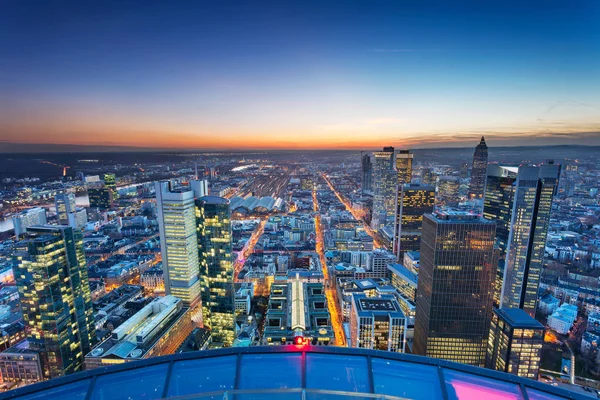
[313,187,346,346]
[321,173,385,249]
[234,219,266,282]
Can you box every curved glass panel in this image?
[90,363,169,400]
[526,388,571,400]
[372,358,442,399]
[239,354,302,389]
[167,355,236,397]
[306,354,369,392]
[443,369,524,400]
[19,379,91,400]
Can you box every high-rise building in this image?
[414,210,497,367]
[67,208,88,230]
[361,152,373,194]
[87,186,112,210]
[501,164,560,316]
[469,136,488,199]
[395,150,413,186]
[13,225,96,379]
[196,196,234,346]
[349,293,406,352]
[486,308,544,379]
[371,147,396,230]
[393,184,435,258]
[55,193,76,225]
[155,181,201,307]
[483,165,518,307]
[11,208,46,239]
[436,176,460,207]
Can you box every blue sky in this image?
[1,0,599,149]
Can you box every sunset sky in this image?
[1,0,599,150]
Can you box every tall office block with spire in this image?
[13,225,96,379]
[156,181,201,307]
[371,147,396,230]
[414,210,497,367]
[196,196,234,347]
[501,164,560,316]
[469,136,488,199]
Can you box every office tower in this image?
[483,165,518,308]
[436,176,460,207]
[67,208,88,230]
[155,181,201,307]
[469,136,488,199]
[501,164,560,316]
[486,308,544,379]
[395,150,413,185]
[365,249,396,278]
[371,147,396,230]
[393,184,435,258]
[421,167,437,186]
[103,173,116,191]
[196,196,235,346]
[361,152,373,193]
[87,186,112,210]
[13,225,96,379]
[414,210,497,367]
[55,193,76,225]
[349,293,406,352]
[11,208,46,239]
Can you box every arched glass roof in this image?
[0,346,584,400]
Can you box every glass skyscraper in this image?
[55,192,76,225]
[413,210,497,367]
[469,136,488,199]
[361,152,373,194]
[13,225,96,379]
[501,164,560,316]
[393,184,435,258]
[486,308,544,379]
[371,147,396,230]
[196,196,235,347]
[156,181,202,307]
[395,150,413,186]
[483,165,518,308]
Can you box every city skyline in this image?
[1,1,599,150]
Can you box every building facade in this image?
[196,196,235,346]
[501,164,560,316]
[413,210,497,367]
[483,165,518,308]
[11,208,46,240]
[371,147,396,230]
[55,193,76,225]
[155,181,201,307]
[469,136,488,199]
[13,225,96,379]
[393,184,435,258]
[486,308,544,379]
[349,293,406,352]
[361,152,373,194]
[395,150,413,186]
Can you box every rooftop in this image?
[0,346,581,400]
[494,308,544,330]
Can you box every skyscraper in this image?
[155,181,201,307]
[483,165,518,307]
[486,308,544,379]
[196,196,235,346]
[55,193,76,225]
[11,207,46,240]
[395,150,413,186]
[393,184,435,258]
[469,136,488,199]
[414,210,497,367]
[501,164,560,316]
[371,147,395,230]
[361,152,373,194]
[13,225,96,379]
